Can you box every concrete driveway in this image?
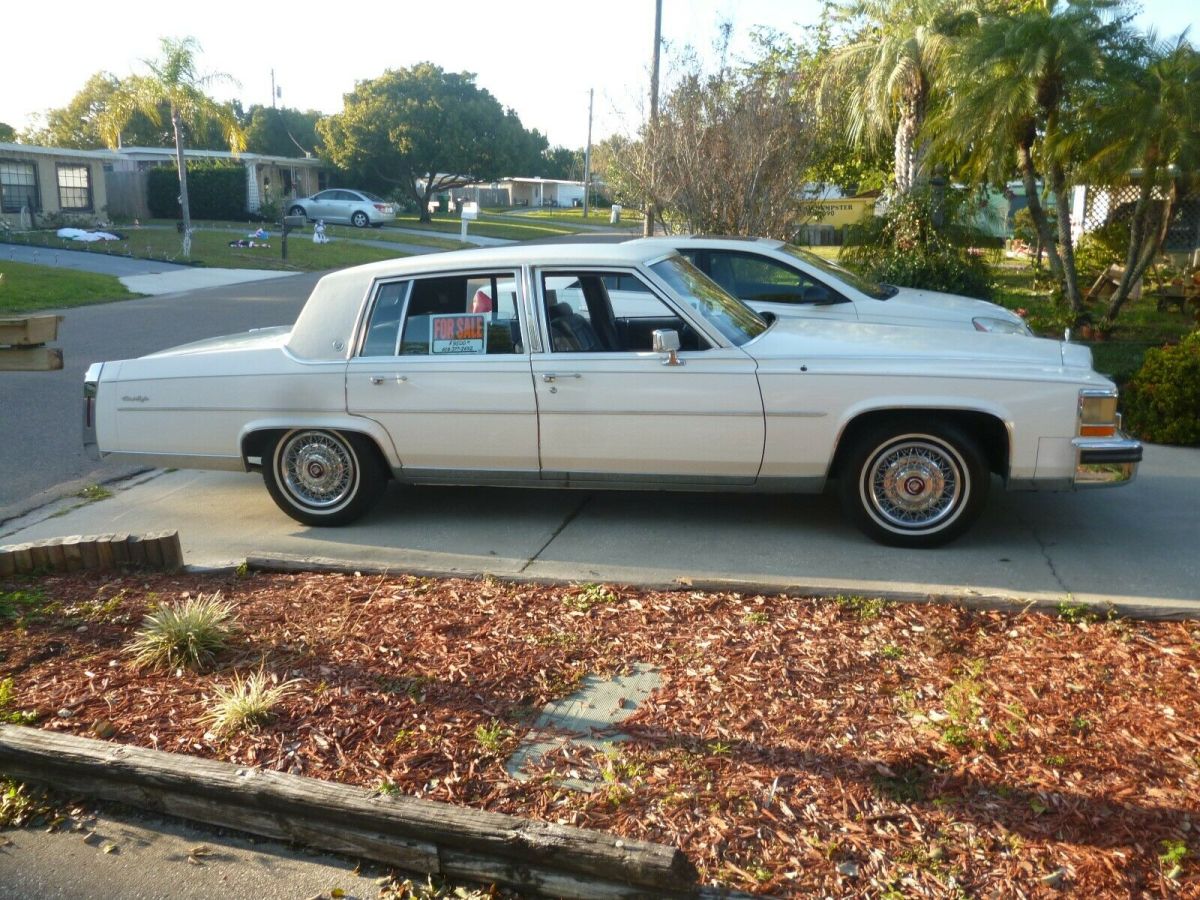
[3,444,1196,613]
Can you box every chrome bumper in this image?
[1071,433,1142,487]
[83,362,102,461]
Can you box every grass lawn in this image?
[393,212,589,242]
[0,261,141,314]
[3,569,1197,896]
[485,206,645,228]
[991,263,1196,384]
[1,227,403,274]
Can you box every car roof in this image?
[519,234,785,250]
[318,240,682,287]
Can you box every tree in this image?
[607,46,820,237]
[98,38,245,255]
[319,64,546,222]
[1085,34,1200,321]
[931,0,1128,313]
[22,72,166,149]
[0,122,17,142]
[538,146,584,181]
[242,105,324,158]
[823,0,970,195]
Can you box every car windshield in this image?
[778,244,897,300]
[361,191,386,203]
[649,255,768,346]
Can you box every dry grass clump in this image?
[200,669,297,737]
[125,592,236,671]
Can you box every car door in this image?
[530,268,765,483]
[687,249,860,322]
[345,271,539,477]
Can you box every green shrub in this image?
[147,163,247,220]
[1121,332,1200,445]
[1073,220,1131,286]
[841,191,994,300]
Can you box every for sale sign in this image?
[430,313,487,354]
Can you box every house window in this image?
[0,160,39,213]
[56,164,93,211]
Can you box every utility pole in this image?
[644,0,662,237]
[271,69,277,108]
[583,88,594,219]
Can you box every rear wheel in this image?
[839,422,988,548]
[351,211,369,228]
[262,429,386,526]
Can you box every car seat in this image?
[547,301,602,352]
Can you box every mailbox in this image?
[461,202,479,221]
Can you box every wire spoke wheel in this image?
[866,439,963,530]
[840,423,988,547]
[280,431,357,510]
[261,429,386,526]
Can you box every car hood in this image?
[142,326,292,358]
[864,286,1025,327]
[750,316,1068,369]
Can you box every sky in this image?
[2,0,1196,151]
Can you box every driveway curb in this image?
[242,553,1200,622]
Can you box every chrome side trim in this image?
[96,450,247,472]
[397,467,826,493]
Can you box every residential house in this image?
[0,141,324,226]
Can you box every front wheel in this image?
[839,423,988,548]
[288,205,307,220]
[263,429,386,526]
[351,211,370,228]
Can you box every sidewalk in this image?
[2,243,294,296]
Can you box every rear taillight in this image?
[1078,389,1119,438]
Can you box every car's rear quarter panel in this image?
[98,350,347,463]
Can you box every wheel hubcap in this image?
[866,439,963,530]
[280,432,355,509]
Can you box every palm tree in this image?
[931,0,1126,313]
[1085,34,1200,321]
[99,37,245,257]
[824,0,970,195]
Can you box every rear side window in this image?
[361,273,523,357]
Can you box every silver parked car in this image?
[288,189,396,228]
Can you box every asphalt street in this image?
[0,271,317,520]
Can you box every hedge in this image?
[147,163,247,220]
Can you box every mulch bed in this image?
[1,569,1198,897]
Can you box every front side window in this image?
[649,255,767,346]
[543,270,710,353]
[56,164,92,211]
[361,273,523,357]
[708,250,841,305]
[778,244,896,299]
[0,160,39,213]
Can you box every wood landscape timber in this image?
[0,725,701,899]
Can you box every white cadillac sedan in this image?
[83,243,1140,547]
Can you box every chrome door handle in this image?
[369,375,408,385]
[542,372,582,382]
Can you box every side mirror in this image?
[652,329,683,366]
